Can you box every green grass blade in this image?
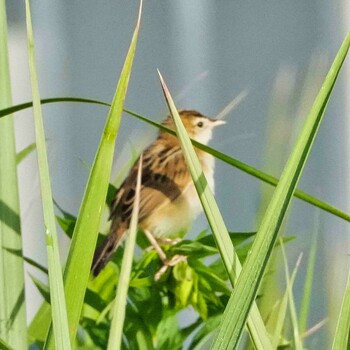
[0,97,109,118]
[4,248,48,275]
[211,32,350,349]
[0,1,27,348]
[107,156,142,350]
[269,289,288,348]
[28,302,51,345]
[16,143,36,164]
[2,99,349,223]
[271,248,301,349]
[158,71,273,350]
[299,216,319,335]
[124,108,350,224]
[45,3,142,348]
[25,1,72,349]
[0,337,13,350]
[332,269,350,350]
[281,245,303,350]
[0,97,110,118]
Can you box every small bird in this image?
[91,110,225,276]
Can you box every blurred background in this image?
[5,1,350,348]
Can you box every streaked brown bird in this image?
[91,110,225,276]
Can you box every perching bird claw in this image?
[91,110,225,277]
[155,254,188,281]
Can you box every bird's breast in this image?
[184,152,215,214]
[141,154,215,239]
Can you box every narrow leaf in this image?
[29,275,50,304]
[0,337,13,350]
[25,1,71,349]
[299,217,319,334]
[158,71,272,350]
[332,269,350,350]
[107,156,142,349]
[0,99,349,223]
[281,245,303,350]
[28,302,51,345]
[0,1,27,348]
[268,250,300,349]
[212,32,350,349]
[45,2,143,347]
[4,248,48,275]
[16,143,36,164]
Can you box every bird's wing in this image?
[109,144,192,224]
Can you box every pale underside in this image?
[110,144,215,239]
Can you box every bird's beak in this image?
[210,119,226,127]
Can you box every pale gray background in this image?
[6,1,350,349]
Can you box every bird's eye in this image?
[197,121,204,128]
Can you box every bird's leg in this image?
[154,255,187,281]
[143,230,187,280]
[143,230,167,262]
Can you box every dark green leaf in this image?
[29,275,50,304]
[16,142,36,164]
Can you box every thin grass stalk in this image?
[44,3,142,348]
[1,99,349,223]
[16,143,36,164]
[107,156,142,350]
[299,214,319,336]
[25,1,71,349]
[158,71,273,350]
[255,70,296,334]
[28,302,51,344]
[270,245,301,349]
[270,285,289,348]
[0,337,13,350]
[280,244,303,350]
[211,32,350,349]
[331,269,350,350]
[0,1,27,348]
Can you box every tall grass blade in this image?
[158,71,273,350]
[299,215,319,335]
[0,1,27,348]
[269,287,289,348]
[332,270,350,350]
[0,337,13,350]
[25,0,71,349]
[211,32,350,349]
[270,249,301,349]
[45,2,142,348]
[16,143,36,164]
[2,99,349,223]
[28,302,51,344]
[281,245,303,350]
[107,156,142,350]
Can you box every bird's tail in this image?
[91,224,126,277]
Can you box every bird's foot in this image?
[155,254,187,281]
[157,237,182,246]
[142,230,186,280]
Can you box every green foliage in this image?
[27,202,300,349]
[43,3,142,349]
[25,1,72,347]
[2,99,350,224]
[159,71,273,350]
[0,1,27,348]
[16,143,36,164]
[1,0,350,348]
[212,31,350,350]
[65,229,257,348]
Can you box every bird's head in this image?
[162,110,225,145]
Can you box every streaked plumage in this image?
[91,110,225,276]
